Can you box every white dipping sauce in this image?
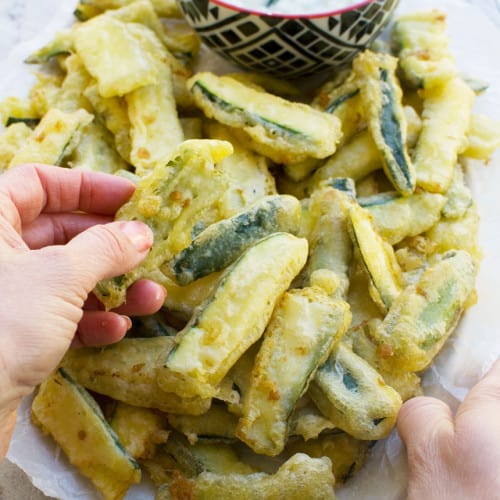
[222,0,364,15]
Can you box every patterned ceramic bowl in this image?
[177,0,399,79]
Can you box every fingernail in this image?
[118,221,153,252]
[121,315,133,331]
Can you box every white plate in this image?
[1,1,500,499]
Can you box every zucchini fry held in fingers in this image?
[95,139,233,310]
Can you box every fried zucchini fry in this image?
[304,186,354,299]
[463,113,500,161]
[391,10,456,89]
[54,54,93,112]
[365,250,477,372]
[359,191,447,245]
[84,82,132,162]
[348,202,403,313]
[61,337,212,415]
[188,72,342,164]
[160,233,309,399]
[310,343,402,440]
[94,139,232,309]
[414,77,475,193]
[32,369,141,500]
[74,16,159,97]
[236,287,351,456]
[8,107,93,168]
[67,119,129,172]
[124,21,183,173]
[109,402,170,460]
[156,453,336,500]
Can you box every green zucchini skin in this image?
[325,88,360,114]
[170,194,302,285]
[129,312,177,338]
[193,81,303,139]
[353,51,416,196]
[5,117,40,128]
[25,30,74,64]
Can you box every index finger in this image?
[0,164,135,229]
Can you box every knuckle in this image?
[95,224,131,264]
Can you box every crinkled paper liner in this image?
[1,0,500,498]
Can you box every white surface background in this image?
[1,1,500,499]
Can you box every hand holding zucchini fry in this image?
[1,2,497,499]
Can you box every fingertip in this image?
[76,311,130,347]
[113,279,166,316]
[116,221,154,253]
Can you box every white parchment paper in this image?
[1,1,500,499]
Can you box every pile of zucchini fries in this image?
[1,2,500,499]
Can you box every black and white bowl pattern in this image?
[178,0,399,78]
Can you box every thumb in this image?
[397,396,454,450]
[62,220,153,292]
[455,358,500,429]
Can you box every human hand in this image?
[398,358,500,499]
[0,164,166,457]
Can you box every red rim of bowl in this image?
[209,0,377,19]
